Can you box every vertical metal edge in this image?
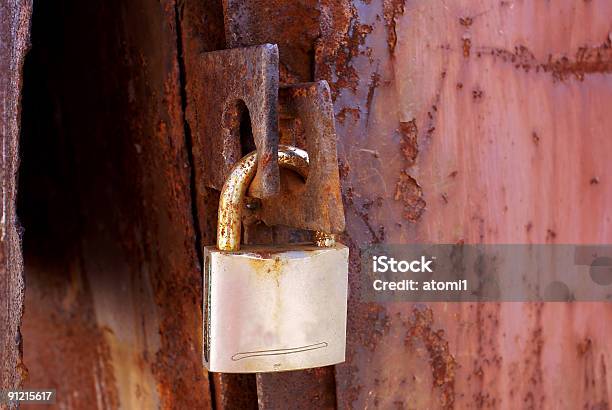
[204,251,212,366]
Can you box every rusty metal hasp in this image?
[194,43,345,233]
[248,81,345,233]
[195,44,280,197]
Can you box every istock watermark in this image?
[361,244,612,302]
[371,255,467,292]
[372,255,434,273]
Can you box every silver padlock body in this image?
[203,243,349,373]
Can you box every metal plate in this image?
[247,81,346,234]
[192,44,280,196]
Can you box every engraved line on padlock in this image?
[231,341,329,361]
[203,145,349,373]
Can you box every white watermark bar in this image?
[361,244,612,302]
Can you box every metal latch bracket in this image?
[191,44,345,233]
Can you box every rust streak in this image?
[481,36,612,81]
[382,0,407,55]
[404,308,456,410]
[316,0,371,97]
[399,120,418,167]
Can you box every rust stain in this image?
[522,304,545,409]
[224,0,320,82]
[459,14,477,59]
[426,103,439,138]
[336,107,361,124]
[462,35,472,58]
[339,302,391,408]
[256,368,337,409]
[394,119,425,222]
[394,171,426,222]
[382,0,407,55]
[404,308,456,410]
[472,88,484,100]
[247,255,286,286]
[482,36,612,81]
[316,0,372,97]
[399,120,418,167]
[459,16,473,27]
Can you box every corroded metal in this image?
[193,45,344,233]
[194,44,280,197]
[248,81,346,234]
[19,1,214,407]
[0,0,31,395]
[222,0,320,82]
[313,232,336,247]
[218,145,336,251]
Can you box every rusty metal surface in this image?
[247,81,346,234]
[212,373,258,410]
[192,44,280,197]
[0,0,31,400]
[255,369,337,409]
[218,146,317,251]
[18,0,213,408]
[223,0,320,82]
[312,0,612,408]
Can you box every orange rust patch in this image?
[316,0,372,97]
[399,120,418,167]
[462,37,472,58]
[395,171,426,222]
[247,256,287,286]
[383,0,407,55]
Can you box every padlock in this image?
[203,145,349,373]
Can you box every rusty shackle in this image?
[217,145,335,251]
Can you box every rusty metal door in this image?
[2,0,611,408]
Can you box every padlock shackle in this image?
[217,145,333,251]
